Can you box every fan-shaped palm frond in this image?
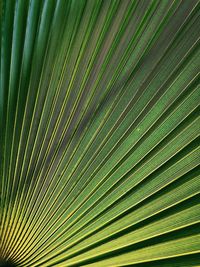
[0,0,200,266]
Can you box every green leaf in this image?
[1,0,200,266]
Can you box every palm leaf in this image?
[0,0,200,266]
